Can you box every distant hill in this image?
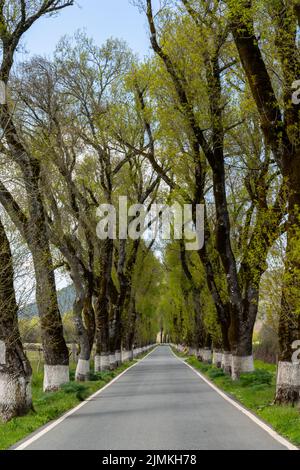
[19,284,76,318]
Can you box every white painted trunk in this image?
[198,348,205,361]
[221,352,232,374]
[43,365,69,392]
[115,350,122,365]
[100,354,110,371]
[75,359,90,382]
[0,340,5,365]
[276,361,300,404]
[94,354,101,372]
[109,353,117,369]
[129,349,134,361]
[202,349,212,363]
[189,347,197,356]
[198,348,204,360]
[212,351,223,368]
[231,355,254,380]
[0,373,32,422]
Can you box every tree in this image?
[0,0,75,392]
[226,0,300,402]
[138,0,285,377]
[12,34,161,375]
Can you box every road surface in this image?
[16,346,289,450]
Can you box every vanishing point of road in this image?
[15,346,291,450]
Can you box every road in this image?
[16,345,289,450]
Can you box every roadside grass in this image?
[174,350,300,447]
[0,350,152,450]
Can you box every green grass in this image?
[177,352,300,447]
[0,350,152,450]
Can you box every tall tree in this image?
[0,0,74,391]
[0,215,32,421]
[142,0,285,377]
[227,0,300,402]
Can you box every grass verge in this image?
[172,348,300,448]
[0,350,153,450]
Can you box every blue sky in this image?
[17,0,154,61]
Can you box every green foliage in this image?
[89,370,116,382]
[239,370,273,388]
[62,312,77,343]
[60,383,88,401]
[207,368,225,380]
[19,317,41,343]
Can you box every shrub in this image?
[69,370,75,381]
[61,383,87,401]
[89,370,115,382]
[208,368,225,379]
[239,369,273,387]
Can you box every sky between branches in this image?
[17,0,155,61]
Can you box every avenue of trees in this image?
[0,0,300,422]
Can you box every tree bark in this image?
[27,181,69,388]
[94,239,113,372]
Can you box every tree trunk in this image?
[12,164,69,391]
[0,218,32,421]
[0,144,70,391]
[192,289,205,350]
[197,244,231,355]
[229,0,300,404]
[94,295,110,372]
[112,239,140,364]
[276,185,300,403]
[31,240,69,391]
[230,284,257,379]
[0,45,70,393]
[94,239,113,372]
[83,294,95,353]
[73,295,91,382]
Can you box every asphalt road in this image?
[17,345,288,450]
